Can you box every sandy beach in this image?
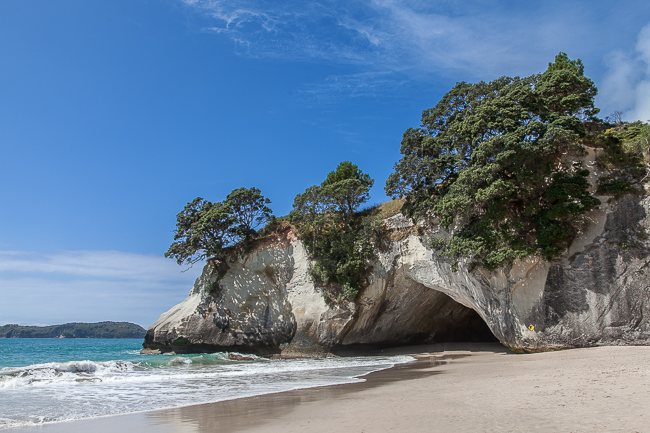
[15,342,650,433]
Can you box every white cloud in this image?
[182,0,591,92]
[601,22,650,122]
[0,250,199,282]
[0,250,202,327]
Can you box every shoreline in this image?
[9,342,497,432]
[12,342,650,432]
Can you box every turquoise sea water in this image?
[0,339,413,429]
[0,339,145,368]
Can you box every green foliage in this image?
[377,198,405,219]
[165,198,234,265]
[224,187,273,240]
[257,215,291,237]
[386,52,602,270]
[597,178,632,196]
[535,53,599,120]
[290,185,331,251]
[165,188,273,265]
[321,161,374,219]
[595,122,649,167]
[613,121,650,155]
[0,322,146,339]
[308,214,385,300]
[596,121,649,165]
[592,121,649,194]
[290,162,380,300]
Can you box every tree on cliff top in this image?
[290,161,380,300]
[165,188,273,266]
[385,52,601,270]
[321,161,374,219]
[290,161,374,234]
[165,198,233,265]
[225,187,273,240]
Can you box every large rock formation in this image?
[143,173,650,355]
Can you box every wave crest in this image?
[0,359,138,389]
[0,352,258,390]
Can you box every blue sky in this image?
[1,0,649,327]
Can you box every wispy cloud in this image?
[297,71,409,101]
[186,0,378,63]
[600,22,650,122]
[0,250,198,282]
[182,0,598,96]
[0,250,202,327]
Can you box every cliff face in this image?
[143,181,650,355]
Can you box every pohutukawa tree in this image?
[165,187,273,266]
[225,187,273,240]
[385,53,602,270]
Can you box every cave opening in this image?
[387,289,501,347]
[420,295,500,345]
[332,287,500,356]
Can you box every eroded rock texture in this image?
[143,187,650,355]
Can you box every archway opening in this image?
[332,282,500,355]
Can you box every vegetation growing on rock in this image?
[165,52,649,300]
[290,161,385,300]
[385,53,615,270]
[165,187,273,265]
[592,121,650,195]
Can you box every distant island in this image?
[0,322,146,339]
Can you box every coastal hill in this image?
[0,322,146,338]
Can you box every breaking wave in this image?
[0,348,414,429]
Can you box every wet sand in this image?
[16,342,650,433]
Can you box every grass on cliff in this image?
[375,198,406,219]
[588,121,650,196]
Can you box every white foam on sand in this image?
[0,353,414,429]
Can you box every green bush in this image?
[290,162,384,300]
[595,122,649,169]
[597,178,632,196]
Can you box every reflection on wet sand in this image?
[146,343,500,433]
[146,361,437,432]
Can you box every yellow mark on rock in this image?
[528,324,535,331]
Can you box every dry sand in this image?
[17,343,650,433]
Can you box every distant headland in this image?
[0,322,146,339]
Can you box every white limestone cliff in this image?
[143,179,650,355]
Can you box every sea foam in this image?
[0,347,414,430]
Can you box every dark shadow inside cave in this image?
[425,300,499,344]
[332,289,500,356]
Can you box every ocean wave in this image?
[0,353,414,391]
[0,352,264,390]
[0,359,140,389]
[0,354,415,429]
[0,416,50,429]
[138,352,260,368]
